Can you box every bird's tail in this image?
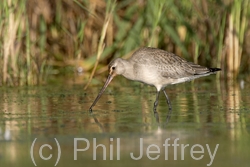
[208,68,221,73]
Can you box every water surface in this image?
[0,77,249,167]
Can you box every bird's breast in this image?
[132,64,163,85]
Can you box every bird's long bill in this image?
[89,74,114,112]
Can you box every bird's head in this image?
[108,58,125,77]
[89,58,125,111]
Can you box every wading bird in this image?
[89,47,221,112]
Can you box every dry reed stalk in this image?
[233,0,240,78]
[238,0,249,74]
[84,1,116,90]
[226,0,248,78]
[3,0,22,85]
[226,13,234,78]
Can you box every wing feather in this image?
[129,47,210,79]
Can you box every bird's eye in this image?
[112,66,116,70]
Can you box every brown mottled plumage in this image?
[89,47,221,112]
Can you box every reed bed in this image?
[0,0,250,86]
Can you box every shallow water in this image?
[0,77,250,167]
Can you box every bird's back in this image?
[129,47,218,80]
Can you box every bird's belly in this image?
[134,67,173,88]
[122,64,175,90]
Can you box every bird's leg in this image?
[153,91,161,113]
[154,112,159,124]
[162,90,172,125]
[163,90,172,110]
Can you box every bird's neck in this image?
[121,60,136,81]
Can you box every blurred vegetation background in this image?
[0,0,250,86]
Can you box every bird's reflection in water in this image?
[91,108,172,134]
[154,109,172,128]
